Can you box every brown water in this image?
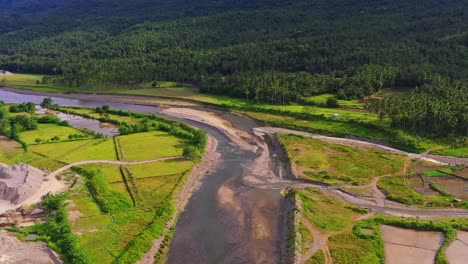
[0,89,284,263]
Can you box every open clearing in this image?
[20,124,88,144]
[380,225,443,264]
[117,131,183,160]
[295,189,381,263]
[281,134,404,185]
[446,231,468,264]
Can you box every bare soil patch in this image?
[0,70,13,76]
[161,107,257,152]
[0,136,22,155]
[380,225,443,264]
[446,231,468,264]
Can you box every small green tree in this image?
[326,97,340,108]
[40,97,53,108]
[183,146,200,158]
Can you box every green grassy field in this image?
[295,188,382,262]
[304,94,365,109]
[67,156,194,263]
[378,176,455,207]
[68,179,155,263]
[431,147,468,158]
[117,131,183,160]
[127,160,193,179]
[20,124,88,145]
[281,134,405,185]
[61,139,117,163]
[328,231,383,263]
[297,189,364,231]
[2,73,182,92]
[59,107,142,124]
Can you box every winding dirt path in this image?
[18,157,183,212]
[300,218,328,264]
[260,127,468,165]
[48,156,183,179]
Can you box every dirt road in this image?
[261,127,468,165]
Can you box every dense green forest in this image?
[0,0,467,136]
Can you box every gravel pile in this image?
[0,164,45,204]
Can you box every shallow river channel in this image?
[0,89,285,264]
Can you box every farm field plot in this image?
[67,157,194,263]
[58,138,117,163]
[379,160,467,207]
[328,230,382,263]
[446,231,468,264]
[82,164,123,183]
[378,176,453,206]
[304,94,364,109]
[30,139,95,160]
[380,225,443,264]
[59,107,142,124]
[0,136,22,156]
[280,134,405,185]
[295,189,382,263]
[20,124,88,144]
[297,189,364,232]
[127,160,193,179]
[117,131,183,161]
[68,182,154,263]
[0,140,64,170]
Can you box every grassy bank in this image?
[280,134,405,185]
[294,188,383,263]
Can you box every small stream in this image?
[57,112,119,137]
[36,106,119,136]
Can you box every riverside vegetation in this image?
[0,100,207,263]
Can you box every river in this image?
[0,89,285,263]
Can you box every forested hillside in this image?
[1,0,466,84]
[0,0,467,136]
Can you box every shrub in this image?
[326,97,340,108]
[75,168,132,213]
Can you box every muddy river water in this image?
[0,89,284,263]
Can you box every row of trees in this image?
[199,65,445,104]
